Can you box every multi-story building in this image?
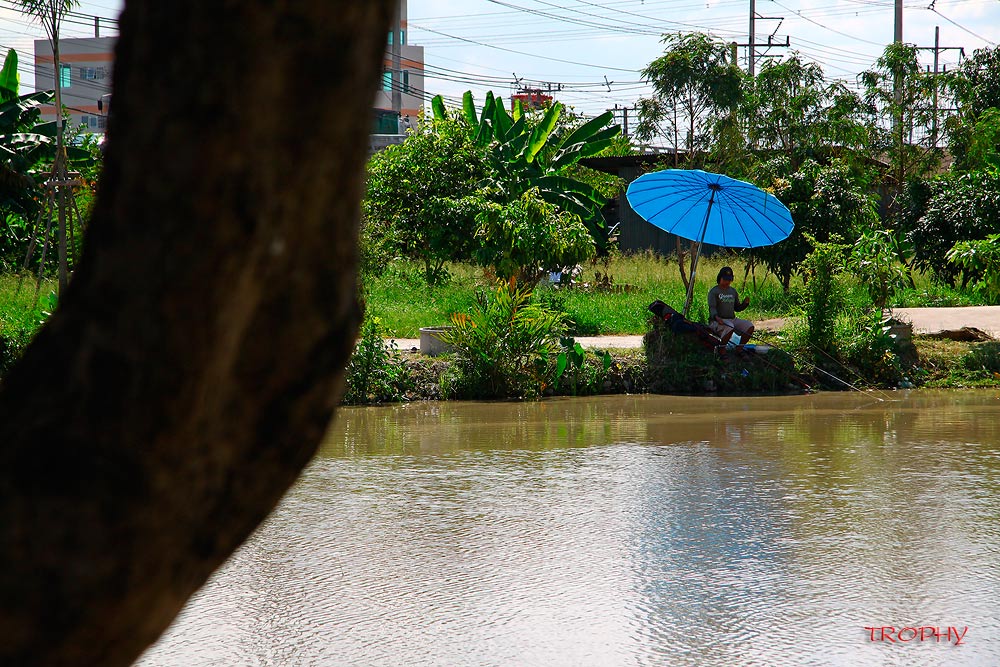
[34,1,425,140]
[34,36,116,134]
[373,0,425,136]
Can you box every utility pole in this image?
[15,1,85,297]
[94,16,99,38]
[391,1,402,132]
[916,26,964,148]
[740,2,788,76]
[49,3,69,293]
[612,103,637,139]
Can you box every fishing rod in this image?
[752,334,889,400]
[803,340,897,401]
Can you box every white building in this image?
[34,36,116,133]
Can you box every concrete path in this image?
[389,306,1000,352]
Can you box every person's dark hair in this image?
[717,266,734,283]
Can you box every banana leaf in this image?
[0,49,19,102]
[493,102,513,142]
[526,102,562,164]
[462,91,479,131]
[431,95,447,122]
[558,111,616,150]
[534,174,607,206]
[550,136,619,170]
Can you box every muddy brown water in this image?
[138,391,1000,666]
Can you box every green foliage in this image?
[905,170,1000,286]
[363,114,492,284]
[0,276,52,376]
[944,45,1000,170]
[343,317,410,404]
[947,235,1000,302]
[439,280,566,399]
[834,310,904,388]
[553,336,613,396]
[801,237,847,354]
[433,90,622,252]
[745,54,871,160]
[474,189,595,284]
[753,158,878,290]
[636,32,743,160]
[0,48,20,102]
[849,227,910,310]
[963,108,1000,174]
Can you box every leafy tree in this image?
[363,114,491,283]
[961,107,1000,173]
[905,170,1000,286]
[473,188,595,284]
[947,234,1000,302]
[860,43,941,202]
[0,1,394,665]
[744,54,872,164]
[635,32,743,162]
[753,157,878,290]
[944,45,1000,170]
[433,91,621,253]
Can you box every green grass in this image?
[362,253,987,337]
[0,274,55,372]
[363,262,482,338]
[914,338,1000,388]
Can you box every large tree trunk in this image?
[0,2,392,665]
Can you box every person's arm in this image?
[708,287,720,322]
[734,289,749,312]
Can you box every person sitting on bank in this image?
[708,266,754,348]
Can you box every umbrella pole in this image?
[682,189,717,318]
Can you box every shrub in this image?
[343,317,410,404]
[947,234,1000,303]
[473,189,596,285]
[440,279,566,399]
[643,317,801,394]
[552,337,613,396]
[801,237,847,355]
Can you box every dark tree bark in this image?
[0,2,392,665]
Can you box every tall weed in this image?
[440,279,566,399]
[343,316,410,404]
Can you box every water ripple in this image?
[138,392,1000,667]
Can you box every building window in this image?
[402,70,410,94]
[382,69,392,92]
[98,116,107,129]
[59,63,71,89]
[401,30,406,45]
[79,66,107,81]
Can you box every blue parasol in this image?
[626,169,794,317]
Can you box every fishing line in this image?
[804,341,896,401]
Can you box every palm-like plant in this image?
[433,91,621,252]
[10,0,81,291]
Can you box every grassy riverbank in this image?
[0,275,54,374]
[365,254,988,338]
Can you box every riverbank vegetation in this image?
[2,38,1000,402]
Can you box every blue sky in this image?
[1,0,997,131]
[408,0,999,119]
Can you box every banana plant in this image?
[432,91,622,251]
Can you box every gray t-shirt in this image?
[708,285,745,320]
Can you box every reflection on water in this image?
[138,391,1000,667]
